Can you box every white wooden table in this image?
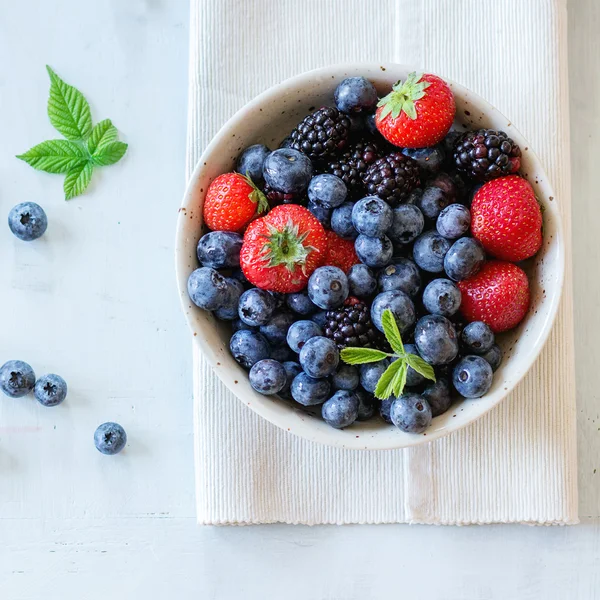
[1,1,599,598]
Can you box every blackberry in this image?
[324,299,385,350]
[263,184,304,207]
[363,152,421,206]
[325,140,384,199]
[453,128,521,181]
[289,106,351,161]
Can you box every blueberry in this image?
[422,278,462,317]
[322,390,359,429]
[355,389,376,420]
[388,204,425,245]
[307,199,332,228]
[359,359,390,394]
[480,344,503,372]
[347,264,377,299]
[311,310,329,329]
[403,344,426,387]
[354,234,393,268]
[331,364,359,391]
[238,288,277,326]
[8,202,47,241]
[236,144,270,184]
[380,398,394,423]
[436,204,471,239]
[229,330,271,369]
[0,360,35,398]
[461,321,494,355]
[427,172,457,202]
[308,174,347,208]
[270,345,296,362]
[401,145,445,174]
[334,76,378,114]
[413,231,451,273]
[352,196,393,237]
[377,259,421,298]
[422,377,452,417]
[94,422,127,455]
[230,268,249,284]
[196,231,243,269]
[331,202,358,240]
[249,359,287,395]
[371,290,416,334]
[287,320,323,353]
[405,188,424,206]
[418,186,451,220]
[263,148,313,194]
[390,393,432,433]
[258,311,295,346]
[307,266,349,309]
[188,267,233,311]
[286,290,317,315]
[365,113,378,136]
[279,361,302,398]
[34,373,67,407]
[444,238,486,282]
[299,336,339,378]
[232,318,256,333]
[291,372,331,405]
[452,355,493,398]
[214,278,244,320]
[414,315,459,365]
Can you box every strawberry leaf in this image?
[374,359,404,400]
[406,354,436,382]
[340,348,389,365]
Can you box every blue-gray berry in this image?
[196,231,243,269]
[436,204,471,239]
[422,278,462,317]
[8,202,47,241]
[387,204,425,245]
[352,196,393,237]
[263,148,313,194]
[0,360,35,398]
[334,76,378,114]
[413,230,451,273]
[238,288,277,326]
[249,359,287,395]
[390,393,432,433]
[94,422,127,455]
[347,264,377,299]
[414,315,459,365]
[377,259,421,298]
[452,355,493,398]
[371,290,416,334]
[229,330,271,369]
[299,336,339,378]
[322,390,359,429]
[34,373,67,407]
[291,372,331,406]
[236,144,270,184]
[308,174,347,208]
[307,266,349,310]
[443,237,486,281]
[354,234,393,268]
[461,321,495,355]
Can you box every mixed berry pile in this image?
[187,73,543,435]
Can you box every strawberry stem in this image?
[259,219,315,273]
[377,72,431,121]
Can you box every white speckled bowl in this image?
[175,64,564,450]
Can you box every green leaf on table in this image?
[16,139,87,173]
[91,141,128,166]
[380,309,404,356]
[340,347,389,365]
[86,119,118,154]
[406,354,436,382]
[46,65,92,141]
[64,160,93,200]
[374,359,405,400]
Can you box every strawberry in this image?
[471,175,542,262]
[203,173,268,232]
[323,230,360,273]
[375,72,455,148]
[458,261,530,333]
[240,204,327,293]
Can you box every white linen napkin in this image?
[188,0,578,525]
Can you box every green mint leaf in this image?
[381,309,404,355]
[340,347,390,365]
[391,361,408,398]
[46,66,92,141]
[374,359,404,400]
[405,354,436,382]
[16,139,87,174]
[64,160,93,200]
[91,141,128,166]
[86,119,118,154]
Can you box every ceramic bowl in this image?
[175,63,564,450]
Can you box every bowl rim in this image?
[175,62,565,450]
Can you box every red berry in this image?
[240,204,327,293]
[458,261,530,333]
[471,176,542,262]
[203,173,268,232]
[375,73,455,148]
[323,230,359,273]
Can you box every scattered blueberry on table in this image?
[8,202,47,241]
[94,422,127,455]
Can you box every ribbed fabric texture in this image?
[187,0,578,525]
